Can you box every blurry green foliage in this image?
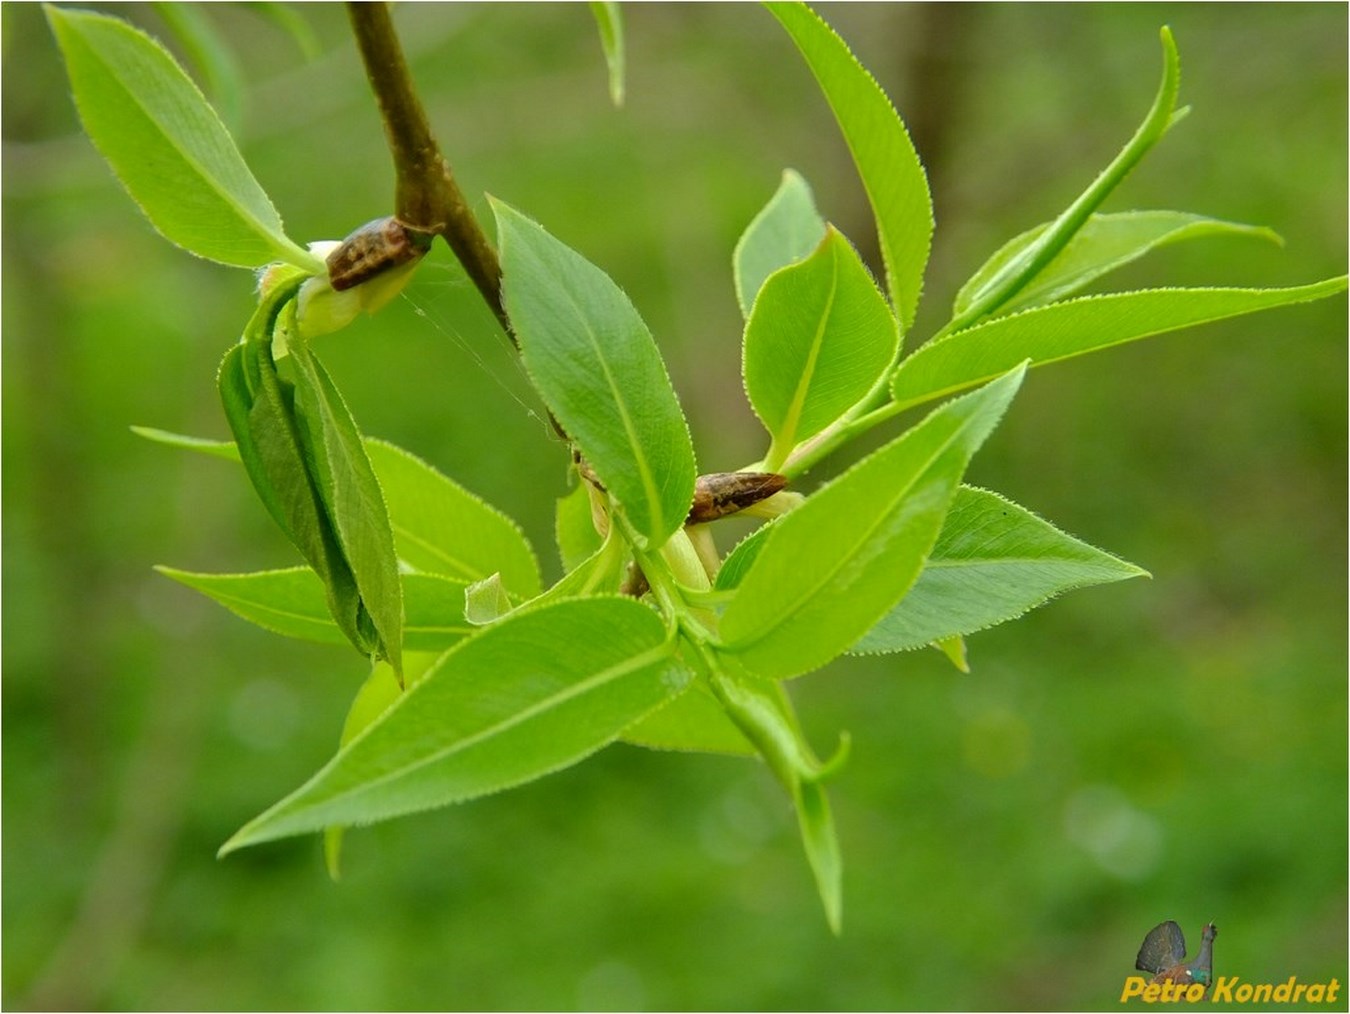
[3,4,1345,1009]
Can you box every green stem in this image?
[780,397,908,479]
[935,27,1182,340]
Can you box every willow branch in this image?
[346,2,511,337]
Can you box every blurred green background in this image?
[4,4,1345,1010]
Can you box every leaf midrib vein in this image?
[279,639,674,816]
[732,409,982,650]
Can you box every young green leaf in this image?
[795,779,842,936]
[733,169,827,317]
[720,365,1026,679]
[493,199,697,547]
[131,425,241,461]
[325,651,444,878]
[535,533,628,607]
[366,439,541,598]
[708,667,846,933]
[852,486,1147,654]
[157,566,473,653]
[953,211,1282,319]
[159,565,348,647]
[588,1,625,107]
[220,598,689,852]
[944,27,1182,333]
[286,328,404,676]
[893,279,1348,410]
[713,523,776,592]
[218,327,369,659]
[769,3,932,336]
[136,427,543,600]
[744,226,899,470]
[556,480,605,573]
[464,573,513,626]
[46,6,321,272]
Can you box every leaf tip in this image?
[216,829,249,859]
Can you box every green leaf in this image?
[744,226,899,469]
[152,2,246,133]
[493,200,697,547]
[220,598,689,852]
[160,564,346,646]
[893,279,1349,410]
[852,486,1147,654]
[46,6,320,272]
[719,365,1026,679]
[933,635,969,673]
[795,779,842,936]
[733,169,827,317]
[708,668,846,932]
[769,3,933,336]
[366,439,541,598]
[713,524,775,592]
[136,427,543,602]
[325,651,443,878]
[944,28,1181,333]
[218,304,368,659]
[157,566,472,653]
[286,326,404,675]
[131,425,241,461]
[953,211,1282,319]
[464,574,513,626]
[535,533,628,606]
[588,1,625,107]
[620,683,755,756]
[556,480,604,573]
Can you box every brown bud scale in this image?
[686,471,787,524]
[326,217,427,291]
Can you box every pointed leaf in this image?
[493,200,697,546]
[157,566,472,653]
[893,280,1348,410]
[720,366,1025,679]
[366,439,541,597]
[744,226,899,469]
[709,668,845,931]
[945,28,1181,332]
[464,573,513,626]
[131,425,241,461]
[325,652,443,878]
[954,211,1282,319]
[795,779,842,936]
[769,3,933,336]
[933,635,969,673]
[218,319,368,657]
[46,6,320,271]
[221,597,688,851]
[137,427,544,600]
[159,564,347,646]
[588,1,625,107]
[733,169,827,317]
[852,486,1147,654]
[286,330,403,674]
[713,524,775,592]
